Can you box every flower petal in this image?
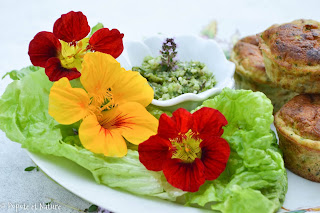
[89,28,124,58]
[158,108,192,140]
[45,57,81,81]
[158,113,179,140]
[200,136,230,180]
[172,108,193,134]
[99,102,158,145]
[111,69,154,107]
[49,77,90,125]
[163,158,205,192]
[80,52,122,101]
[53,11,90,43]
[192,107,228,138]
[138,135,172,171]
[81,52,153,107]
[79,114,127,157]
[28,31,61,67]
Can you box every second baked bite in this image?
[260,19,320,93]
[274,94,320,182]
[231,35,296,112]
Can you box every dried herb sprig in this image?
[160,38,177,71]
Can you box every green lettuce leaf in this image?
[146,105,172,119]
[0,69,185,201]
[0,68,287,212]
[2,66,43,80]
[187,88,287,213]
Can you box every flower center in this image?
[88,88,117,117]
[59,38,89,71]
[99,89,116,112]
[171,130,202,163]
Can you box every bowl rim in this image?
[124,34,235,107]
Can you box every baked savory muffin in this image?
[274,94,320,182]
[260,19,320,93]
[231,35,297,112]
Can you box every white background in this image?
[1,0,320,212]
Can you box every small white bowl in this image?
[117,35,235,112]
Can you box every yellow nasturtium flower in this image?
[49,52,158,157]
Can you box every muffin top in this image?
[261,19,320,67]
[277,94,320,141]
[231,35,267,83]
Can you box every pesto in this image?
[132,55,216,100]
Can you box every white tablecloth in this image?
[1,0,320,212]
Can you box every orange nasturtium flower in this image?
[48,52,158,157]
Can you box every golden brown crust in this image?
[261,19,320,66]
[239,35,260,46]
[275,94,320,182]
[278,94,320,140]
[260,19,320,93]
[231,35,267,83]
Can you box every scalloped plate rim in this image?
[124,35,235,108]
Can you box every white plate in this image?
[26,125,320,213]
[26,151,209,213]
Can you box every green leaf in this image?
[88,205,98,212]
[89,23,104,36]
[24,166,36,171]
[187,88,288,213]
[0,70,287,213]
[146,105,172,119]
[2,66,43,80]
[24,166,39,171]
[0,69,185,201]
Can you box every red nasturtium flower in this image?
[138,107,230,192]
[28,11,124,81]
